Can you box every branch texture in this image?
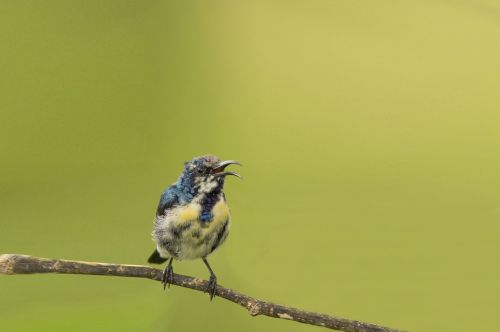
[0,254,403,332]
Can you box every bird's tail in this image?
[147,249,168,264]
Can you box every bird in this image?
[148,155,241,300]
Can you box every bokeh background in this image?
[1,1,499,331]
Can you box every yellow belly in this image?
[175,199,229,228]
[169,198,230,260]
[211,199,230,225]
[177,203,201,223]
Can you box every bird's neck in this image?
[175,177,225,206]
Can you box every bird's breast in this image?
[174,196,229,226]
[210,198,230,225]
[177,203,202,224]
[154,195,231,260]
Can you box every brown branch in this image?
[0,254,404,332]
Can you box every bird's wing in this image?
[156,186,179,216]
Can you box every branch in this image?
[0,254,403,332]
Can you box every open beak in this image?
[211,160,242,179]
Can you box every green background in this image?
[1,1,499,331]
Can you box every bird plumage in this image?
[152,193,230,261]
[148,155,241,299]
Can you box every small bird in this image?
[148,155,241,300]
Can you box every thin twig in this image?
[0,254,404,332]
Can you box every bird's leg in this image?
[162,258,174,290]
[202,258,217,300]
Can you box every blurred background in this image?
[1,1,499,331]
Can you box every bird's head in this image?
[177,155,241,197]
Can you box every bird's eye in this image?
[197,168,203,174]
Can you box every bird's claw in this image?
[205,275,218,300]
[162,264,174,290]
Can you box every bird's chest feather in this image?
[159,197,230,260]
[175,198,229,226]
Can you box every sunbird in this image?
[148,155,241,300]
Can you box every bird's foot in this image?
[205,275,218,301]
[162,264,174,290]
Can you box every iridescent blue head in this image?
[176,155,241,198]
